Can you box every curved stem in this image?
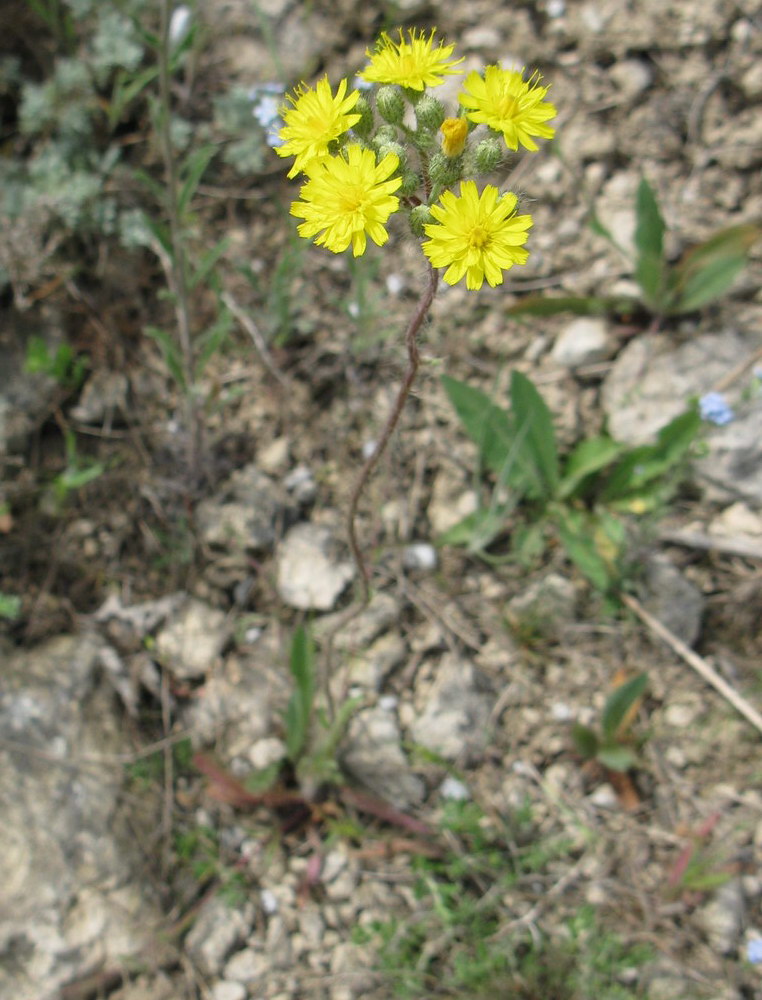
[347,263,439,604]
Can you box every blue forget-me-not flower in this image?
[699,391,734,426]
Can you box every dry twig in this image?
[622,593,762,735]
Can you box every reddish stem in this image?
[347,263,439,603]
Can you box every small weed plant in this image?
[572,672,648,773]
[509,177,760,323]
[440,370,699,593]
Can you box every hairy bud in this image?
[409,204,433,237]
[414,95,446,131]
[376,85,405,125]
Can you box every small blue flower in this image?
[248,83,285,147]
[699,392,734,426]
[746,938,762,964]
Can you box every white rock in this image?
[697,879,745,954]
[284,464,316,505]
[402,542,438,571]
[410,655,494,762]
[551,317,611,368]
[211,983,246,1000]
[247,737,287,770]
[260,888,279,914]
[155,599,228,680]
[196,464,285,555]
[185,899,254,976]
[276,523,355,611]
[223,947,269,983]
[588,784,618,809]
[698,403,762,504]
[343,707,425,806]
[601,330,746,445]
[709,502,762,539]
[609,59,653,99]
[440,776,470,801]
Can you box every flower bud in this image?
[440,117,469,157]
[409,204,433,237]
[414,95,446,132]
[371,125,399,151]
[377,141,407,169]
[428,151,463,187]
[376,85,405,125]
[397,171,420,197]
[351,95,374,137]
[473,136,504,173]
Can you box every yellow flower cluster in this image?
[274,28,556,290]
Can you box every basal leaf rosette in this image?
[290,145,402,257]
[422,181,532,290]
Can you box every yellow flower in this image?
[440,117,469,157]
[459,66,556,152]
[290,145,402,256]
[276,76,361,178]
[421,181,532,290]
[360,28,463,90]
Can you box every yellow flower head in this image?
[290,145,402,257]
[360,28,463,91]
[440,117,469,157]
[421,181,532,290]
[459,66,556,152]
[276,76,361,178]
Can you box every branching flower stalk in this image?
[276,28,557,599]
[156,0,202,484]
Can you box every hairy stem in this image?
[347,263,439,603]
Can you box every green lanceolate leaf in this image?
[601,672,648,743]
[668,223,760,314]
[437,506,508,552]
[178,144,217,216]
[189,236,231,290]
[601,407,699,504]
[194,306,232,378]
[505,295,626,318]
[441,376,515,477]
[634,178,667,309]
[572,723,599,760]
[559,435,625,500]
[555,507,614,593]
[284,624,315,761]
[145,326,186,390]
[510,371,560,500]
[596,744,637,772]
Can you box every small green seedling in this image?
[441,370,699,592]
[508,178,760,322]
[0,592,21,621]
[24,336,88,390]
[277,624,362,798]
[572,672,648,772]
